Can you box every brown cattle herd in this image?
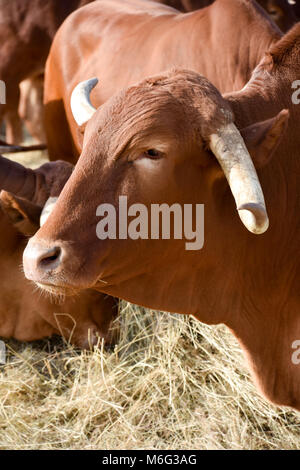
[0,0,299,412]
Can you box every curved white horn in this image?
[40,197,58,226]
[70,77,98,126]
[209,123,269,235]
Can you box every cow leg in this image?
[19,76,46,144]
[5,110,23,144]
[44,98,78,164]
[2,84,23,144]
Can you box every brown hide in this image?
[0,157,117,348]
[25,15,300,409]
[0,0,94,143]
[44,0,282,163]
[0,0,296,143]
[0,214,117,348]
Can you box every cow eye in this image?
[129,148,164,163]
[143,149,163,159]
[268,7,281,19]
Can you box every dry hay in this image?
[0,151,299,450]
[0,303,299,450]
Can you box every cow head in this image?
[0,156,118,348]
[23,70,288,314]
[257,0,297,31]
[23,70,300,409]
[0,159,73,235]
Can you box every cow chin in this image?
[36,282,79,298]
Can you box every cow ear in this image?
[76,122,87,149]
[0,191,40,236]
[240,109,289,169]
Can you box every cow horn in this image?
[209,123,269,234]
[0,139,47,153]
[40,197,58,226]
[70,77,98,126]
[0,154,37,200]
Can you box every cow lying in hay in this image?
[0,155,117,348]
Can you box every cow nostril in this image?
[38,246,62,268]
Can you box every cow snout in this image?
[23,239,63,282]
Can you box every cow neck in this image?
[180,6,280,93]
[222,75,299,316]
[221,80,300,408]
[226,74,300,174]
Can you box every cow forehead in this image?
[87,72,232,147]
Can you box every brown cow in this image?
[23,14,300,410]
[44,0,283,163]
[0,155,117,348]
[0,0,94,144]
[0,0,206,145]
[3,0,293,144]
[18,75,46,144]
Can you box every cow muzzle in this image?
[23,239,63,286]
[23,236,94,295]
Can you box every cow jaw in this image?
[36,282,78,297]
